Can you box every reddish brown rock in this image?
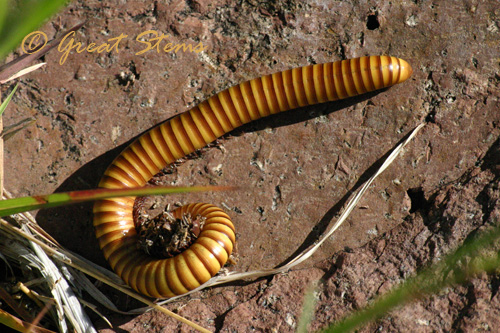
[2,0,500,331]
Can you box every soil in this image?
[2,0,500,332]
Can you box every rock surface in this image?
[2,0,500,331]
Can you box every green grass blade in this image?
[0,0,69,60]
[0,0,7,37]
[297,283,318,333]
[0,185,233,216]
[0,83,18,117]
[322,225,500,332]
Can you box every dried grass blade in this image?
[0,308,55,333]
[0,62,46,84]
[0,216,97,332]
[0,287,35,322]
[180,123,426,293]
[1,209,211,332]
[27,299,55,332]
[0,22,84,81]
[1,117,36,140]
[77,299,113,329]
[23,227,95,333]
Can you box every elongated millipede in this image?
[93,55,413,298]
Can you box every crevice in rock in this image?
[366,13,380,30]
[451,283,477,331]
[407,187,430,213]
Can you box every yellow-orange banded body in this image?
[93,55,412,298]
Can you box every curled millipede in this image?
[93,55,413,298]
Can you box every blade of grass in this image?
[0,185,234,216]
[297,283,319,333]
[0,0,69,60]
[77,299,113,329]
[27,299,55,333]
[0,22,84,82]
[0,308,56,333]
[0,287,35,323]
[1,117,36,140]
[0,82,20,202]
[0,83,18,117]
[0,62,46,84]
[0,0,7,35]
[322,224,500,332]
[0,85,3,198]
[188,124,425,297]
[0,216,211,332]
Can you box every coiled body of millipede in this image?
[93,55,413,298]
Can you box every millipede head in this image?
[397,58,413,84]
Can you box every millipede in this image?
[93,55,413,298]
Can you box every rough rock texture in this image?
[2,0,500,331]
